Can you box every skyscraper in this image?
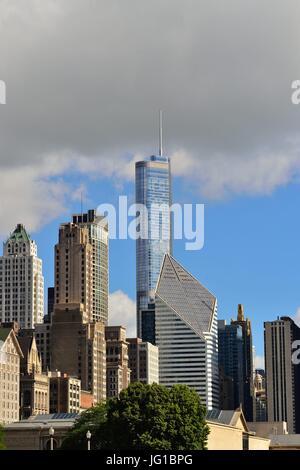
[264,316,300,433]
[136,116,172,342]
[231,305,254,421]
[72,209,108,324]
[218,320,244,410]
[54,210,108,324]
[155,254,219,410]
[0,224,44,329]
[51,216,107,404]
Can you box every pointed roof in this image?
[6,224,31,244]
[206,408,249,432]
[0,328,23,358]
[155,254,217,336]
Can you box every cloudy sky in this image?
[1,0,300,361]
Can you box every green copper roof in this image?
[6,224,31,244]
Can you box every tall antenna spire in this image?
[159,109,163,156]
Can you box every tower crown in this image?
[237,304,244,321]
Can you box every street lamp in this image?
[49,426,55,451]
[86,430,91,451]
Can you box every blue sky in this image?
[27,170,300,366]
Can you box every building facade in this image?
[51,303,106,404]
[155,254,219,410]
[127,338,159,384]
[48,372,81,414]
[0,327,23,424]
[253,370,267,422]
[72,210,108,324]
[218,320,244,410]
[264,317,300,433]
[105,326,130,398]
[0,224,44,329]
[136,151,172,343]
[54,222,93,322]
[51,214,108,404]
[18,332,49,419]
[35,322,51,372]
[231,305,254,422]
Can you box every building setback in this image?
[264,316,300,433]
[51,216,107,404]
[0,224,44,329]
[155,254,219,410]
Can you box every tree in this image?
[61,383,209,450]
[0,424,6,450]
[60,403,107,450]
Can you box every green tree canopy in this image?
[61,382,209,450]
[0,424,6,450]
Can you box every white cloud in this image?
[172,150,300,199]
[255,355,265,370]
[108,290,136,337]
[2,0,300,228]
[293,307,300,327]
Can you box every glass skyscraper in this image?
[136,152,172,342]
[218,320,244,410]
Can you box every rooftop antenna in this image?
[159,109,163,156]
[81,190,83,221]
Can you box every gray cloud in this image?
[1,0,300,229]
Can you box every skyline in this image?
[2,0,300,369]
[1,171,299,369]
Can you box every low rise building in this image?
[207,409,270,450]
[4,413,78,450]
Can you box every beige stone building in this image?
[207,409,270,450]
[48,371,81,414]
[54,211,108,324]
[18,333,49,419]
[54,223,93,322]
[106,326,130,398]
[51,217,107,404]
[51,303,106,403]
[0,327,23,424]
[4,414,77,450]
